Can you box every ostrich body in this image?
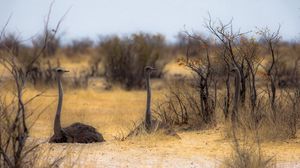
[49,68,104,143]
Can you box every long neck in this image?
[54,75,63,136]
[145,72,152,127]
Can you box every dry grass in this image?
[1,57,300,167]
[22,87,158,140]
[222,145,275,168]
[10,86,299,161]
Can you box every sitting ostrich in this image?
[49,68,105,143]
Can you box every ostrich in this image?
[144,66,156,130]
[126,66,179,138]
[49,67,105,143]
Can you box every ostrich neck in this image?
[54,75,63,136]
[145,72,152,123]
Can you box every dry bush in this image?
[223,88,300,140]
[276,53,300,88]
[0,62,64,167]
[223,92,276,168]
[154,81,216,129]
[32,30,61,58]
[70,70,90,89]
[222,143,275,168]
[0,33,61,88]
[0,33,21,56]
[64,38,93,57]
[0,40,37,167]
[155,32,217,129]
[122,120,157,139]
[97,33,166,89]
[0,3,69,167]
[25,59,91,89]
[175,32,202,56]
[118,119,179,140]
[0,34,35,67]
[0,96,27,168]
[259,89,300,139]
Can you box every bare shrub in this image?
[182,32,217,125]
[223,143,275,168]
[216,83,299,141]
[32,30,61,58]
[223,90,300,140]
[0,37,33,167]
[0,32,62,88]
[97,33,166,89]
[154,81,215,128]
[124,119,180,140]
[221,74,299,141]
[257,27,281,111]
[89,57,102,77]
[64,38,93,57]
[223,55,275,168]
[0,33,21,56]
[261,89,300,139]
[275,49,300,88]
[0,3,68,167]
[0,34,35,67]
[70,70,90,89]
[0,95,26,167]
[175,32,202,56]
[0,55,57,167]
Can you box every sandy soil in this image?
[35,136,219,168]
[33,128,300,168]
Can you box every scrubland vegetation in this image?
[0,7,299,168]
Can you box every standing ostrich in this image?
[126,66,179,138]
[49,68,105,143]
[144,66,156,130]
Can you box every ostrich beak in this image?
[52,68,70,73]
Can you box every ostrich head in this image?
[144,66,156,74]
[53,67,69,77]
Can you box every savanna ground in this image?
[1,56,299,168]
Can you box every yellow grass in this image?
[25,87,157,140]
[1,56,299,167]
[17,86,300,166]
